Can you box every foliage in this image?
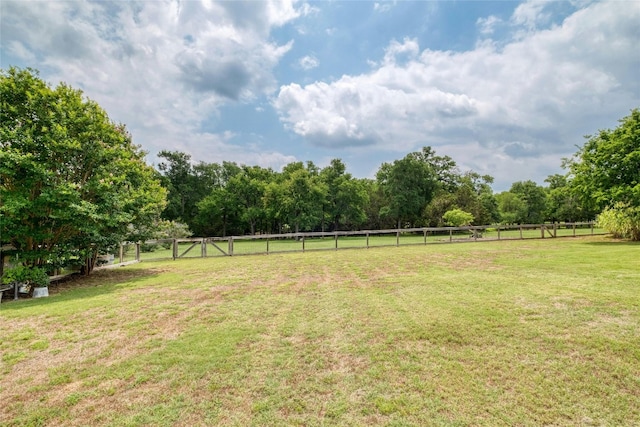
[2,265,50,287]
[563,109,640,238]
[377,150,438,228]
[442,208,474,227]
[0,67,166,273]
[596,203,640,240]
[264,162,327,234]
[509,180,548,223]
[567,108,640,212]
[544,174,588,222]
[496,191,528,224]
[320,159,369,231]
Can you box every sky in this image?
[1,0,639,191]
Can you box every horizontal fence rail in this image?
[110,222,604,264]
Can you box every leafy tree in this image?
[423,192,457,227]
[566,109,640,239]
[567,109,640,211]
[509,180,548,223]
[360,179,395,230]
[157,150,196,223]
[443,209,474,227]
[0,67,166,273]
[267,162,326,233]
[496,192,527,224]
[320,159,369,231]
[544,174,586,222]
[453,172,499,225]
[414,146,460,192]
[195,186,238,237]
[377,152,438,228]
[226,165,272,235]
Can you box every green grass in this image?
[1,235,637,426]
[131,226,604,260]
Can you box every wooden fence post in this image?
[228,237,234,256]
[519,226,523,239]
[119,244,124,263]
[335,233,338,250]
[449,229,453,242]
[135,243,141,262]
[366,232,370,249]
[497,226,501,240]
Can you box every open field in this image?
[1,235,638,426]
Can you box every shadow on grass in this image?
[0,266,160,311]
[583,237,640,246]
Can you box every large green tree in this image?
[0,67,166,273]
[544,174,586,222]
[567,108,640,239]
[509,180,548,224]
[265,162,326,234]
[377,154,437,228]
[226,165,273,235]
[568,109,640,211]
[496,192,527,225]
[320,159,369,231]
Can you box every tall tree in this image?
[566,109,640,239]
[320,159,369,231]
[567,108,640,212]
[496,192,527,225]
[157,150,195,223]
[509,180,548,224]
[0,67,166,273]
[226,165,272,235]
[377,152,438,228]
[544,174,585,222]
[265,162,326,234]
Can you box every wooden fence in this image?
[112,222,603,264]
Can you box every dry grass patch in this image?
[1,236,639,426]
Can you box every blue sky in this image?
[1,0,638,190]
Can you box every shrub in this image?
[2,265,50,288]
[443,209,474,227]
[596,203,640,241]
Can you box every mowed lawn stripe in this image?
[1,236,638,426]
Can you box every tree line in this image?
[1,67,638,278]
[156,144,598,238]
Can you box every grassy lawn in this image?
[1,235,638,426]
[134,226,604,260]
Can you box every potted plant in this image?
[1,265,50,298]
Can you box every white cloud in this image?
[477,15,502,35]
[511,0,550,33]
[299,54,319,70]
[383,37,420,65]
[374,2,396,14]
[274,1,640,188]
[0,0,305,165]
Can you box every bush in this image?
[596,203,640,241]
[443,209,474,227]
[2,265,50,287]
